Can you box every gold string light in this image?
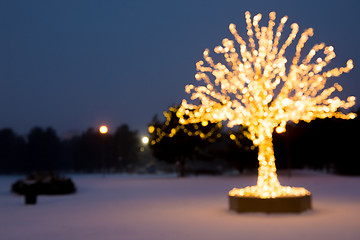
[148,106,222,145]
[177,11,356,199]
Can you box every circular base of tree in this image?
[229,194,312,213]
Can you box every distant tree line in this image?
[0,124,140,174]
[1,108,360,175]
[272,113,360,175]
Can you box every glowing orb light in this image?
[177,11,356,212]
[99,125,108,134]
[142,136,149,144]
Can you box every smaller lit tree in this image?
[177,11,356,199]
[148,106,222,177]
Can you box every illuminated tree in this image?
[149,106,222,177]
[177,11,356,198]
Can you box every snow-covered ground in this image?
[1,170,360,240]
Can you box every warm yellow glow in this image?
[142,136,149,144]
[149,106,222,144]
[99,125,108,134]
[177,11,356,198]
[229,185,311,198]
[148,125,155,134]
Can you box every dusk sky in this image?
[0,0,359,137]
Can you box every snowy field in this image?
[1,170,360,240]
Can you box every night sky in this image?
[0,0,359,137]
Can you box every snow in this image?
[1,171,360,240]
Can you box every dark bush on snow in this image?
[12,172,76,195]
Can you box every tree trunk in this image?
[256,135,281,194]
[228,131,311,199]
